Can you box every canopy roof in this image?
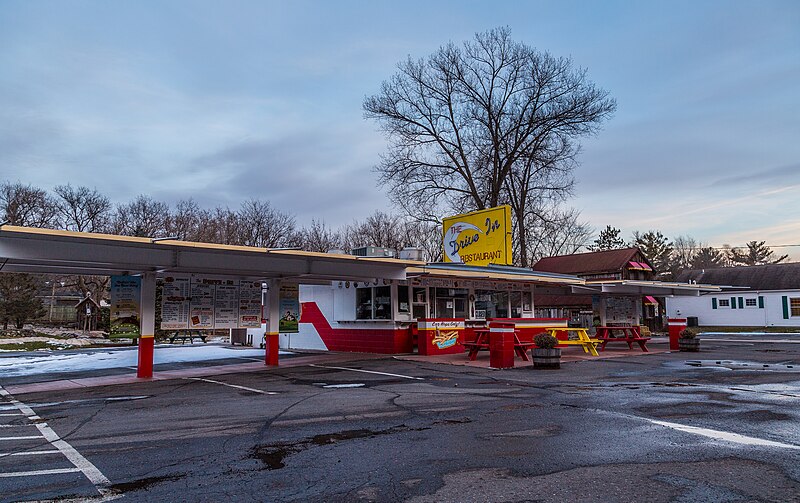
[407,262,584,286]
[0,226,417,282]
[574,279,721,296]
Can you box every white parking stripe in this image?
[649,418,800,449]
[0,413,23,416]
[0,386,111,492]
[184,377,277,394]
[0,436,42,440]
[0,449,61,457]
[309,364,424,380]
[0,467,82,478]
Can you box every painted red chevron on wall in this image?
[300,302,412,354]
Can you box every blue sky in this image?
[1,1,799,257]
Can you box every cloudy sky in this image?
[1,1,799,258]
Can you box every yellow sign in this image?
[442,205,512,266]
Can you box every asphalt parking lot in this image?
[2,336,800,502]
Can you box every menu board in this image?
[160,274,264,330]
[188,279,215,329]
[238,281,263,328]
[214,282,240,329]
[606,296,637,324]
[161,275,191,330]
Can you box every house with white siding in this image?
[666,263,800,327]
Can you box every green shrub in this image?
[679,328,696,339]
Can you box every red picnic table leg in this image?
[513,335,529,361]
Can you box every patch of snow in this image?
[0,344,289,378]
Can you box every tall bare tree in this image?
[111,195,170,238]
[298,219,343,253]
[0,181,58,228]
[236,199,297,248]
[523,207,592,264]
[54,184,111,233]
[364,27,615,266]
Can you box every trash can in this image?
[230,328,248,346]
[489,322,515,369]
[667,318,687,351]
[687,316,699,327]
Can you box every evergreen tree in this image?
[587,226,625,251]
[691,247,726,269]
[0,273,45,329]
[727,240,789,266]
[632,230,674,279]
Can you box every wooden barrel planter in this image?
[678,338,700,352]
[532,348,561,369]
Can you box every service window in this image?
[356,288,373,320]
[475,290,509,319]
[374,286,391,319]
[434,288,469,318]
[356,286,392,320]
[791,298,800,317]
[510,291,523,318]
[397,285,410,314]
[411,287,427,319]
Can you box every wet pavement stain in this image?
[250,422,461,470]
[108,474,185,493]
[734,409,793,422]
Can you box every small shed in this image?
[75,296,101,331]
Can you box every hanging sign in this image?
[278,284,300,333]
[110,275,141,338]
[442,205,512,266]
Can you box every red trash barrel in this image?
[264,332,279,366]
[667,318,687,351]
[489,322,515,369]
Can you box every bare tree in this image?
[236,199,297,248]
[523,207,592,264]
[111,195,170,237]
[364,27,616,266]
[342,211,412,252]
[297,219,343,253]
[166,199,204,241]
[671,235,700,277]
[0,181,59,228]
[54,184,111,233]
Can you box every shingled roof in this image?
[533,247,645,275]
[676,263,800,291]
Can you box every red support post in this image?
[137,335,155,378]
[265,332,279,366]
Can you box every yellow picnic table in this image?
[543,327,601,357]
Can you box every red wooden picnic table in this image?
[595,326,650,352]
[463,329,536,361]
